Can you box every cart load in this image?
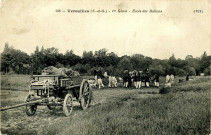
[0,75,93,117]
[42,66,80,77]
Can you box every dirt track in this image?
[0,87,160,135]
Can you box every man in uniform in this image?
[145,70,150,88]
[97,69,104,89]
[154,74,160,88]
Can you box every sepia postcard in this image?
[0,0,210,135]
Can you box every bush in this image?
[149,65,165,76]
[175,68,186,76]
[72,63,87,74]
[7,69,16,75]
[159,87,171,94]
[203,66,211,76]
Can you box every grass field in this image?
[0,75,210,135]
[46,77,211,135]
[1,75,31,91]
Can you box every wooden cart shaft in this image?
[0,100,43,111]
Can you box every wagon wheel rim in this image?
[25,94,37,116]
[63,94,73,116]
[81,82,91,109]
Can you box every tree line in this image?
[1,43,211,77]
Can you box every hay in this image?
[42,66,80,76]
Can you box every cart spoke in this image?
[84,91,89,96]
[85,86,89,92]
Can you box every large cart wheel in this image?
[63,94,73,117]
[80,82,92,110]
[25,94,37,116]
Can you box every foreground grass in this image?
[1,75,31,91]
[1,88,145,135]
[41,77,210,135]
[1,75,210,135]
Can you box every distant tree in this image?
[31,49,45,74]
[185,55,193,60]
[55,62,64,68]
[1,53,12,73]
[168,54,177,67]
[3,42,9,52]
[199,51,211,73]
[176,59,187,68]
[130,54,145,70]
[106,52,119,67]
[82,51,93,58]
[35,46,39,53]
[22,64,31,74]
[94,48,108,57]
[142,56,153,71]
[1,43,211,77]
[185,54,199,75]
[184,66,196,76]
[82,51,94,65]
[117,57,133,71]
[175,68,186,76]
[107,52,117,57]
[1,43,31,74]
[203,65,211,76]
[105,65,115,75]
[72,63,86,74]
[149,65,165,75]
[64,50,81,67]
[40,46,44,53]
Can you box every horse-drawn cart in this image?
[1,75,93,117]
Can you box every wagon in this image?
[1,75,93,117]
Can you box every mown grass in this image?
[172,77,210,92]
[160,76,210,94]
[1,75,210,135]
[1,75,31,91]
[40,76,210,135]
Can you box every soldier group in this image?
[122,70,160,89]
[93,69,161,89]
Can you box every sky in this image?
[0,0,210,59]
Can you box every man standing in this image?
[154,74,160,88]
[141,72,145,87]
[136,71,141,89]
[123,70,129,88]
[166,74,170,83]
[145,70,150,88]
[165,74,171,88]
[186,74,189,81]
[170,74,174,84]
[94,69,98,84]
[128,71,132,88]
[133,71,138,88]
[97,69,104,89]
